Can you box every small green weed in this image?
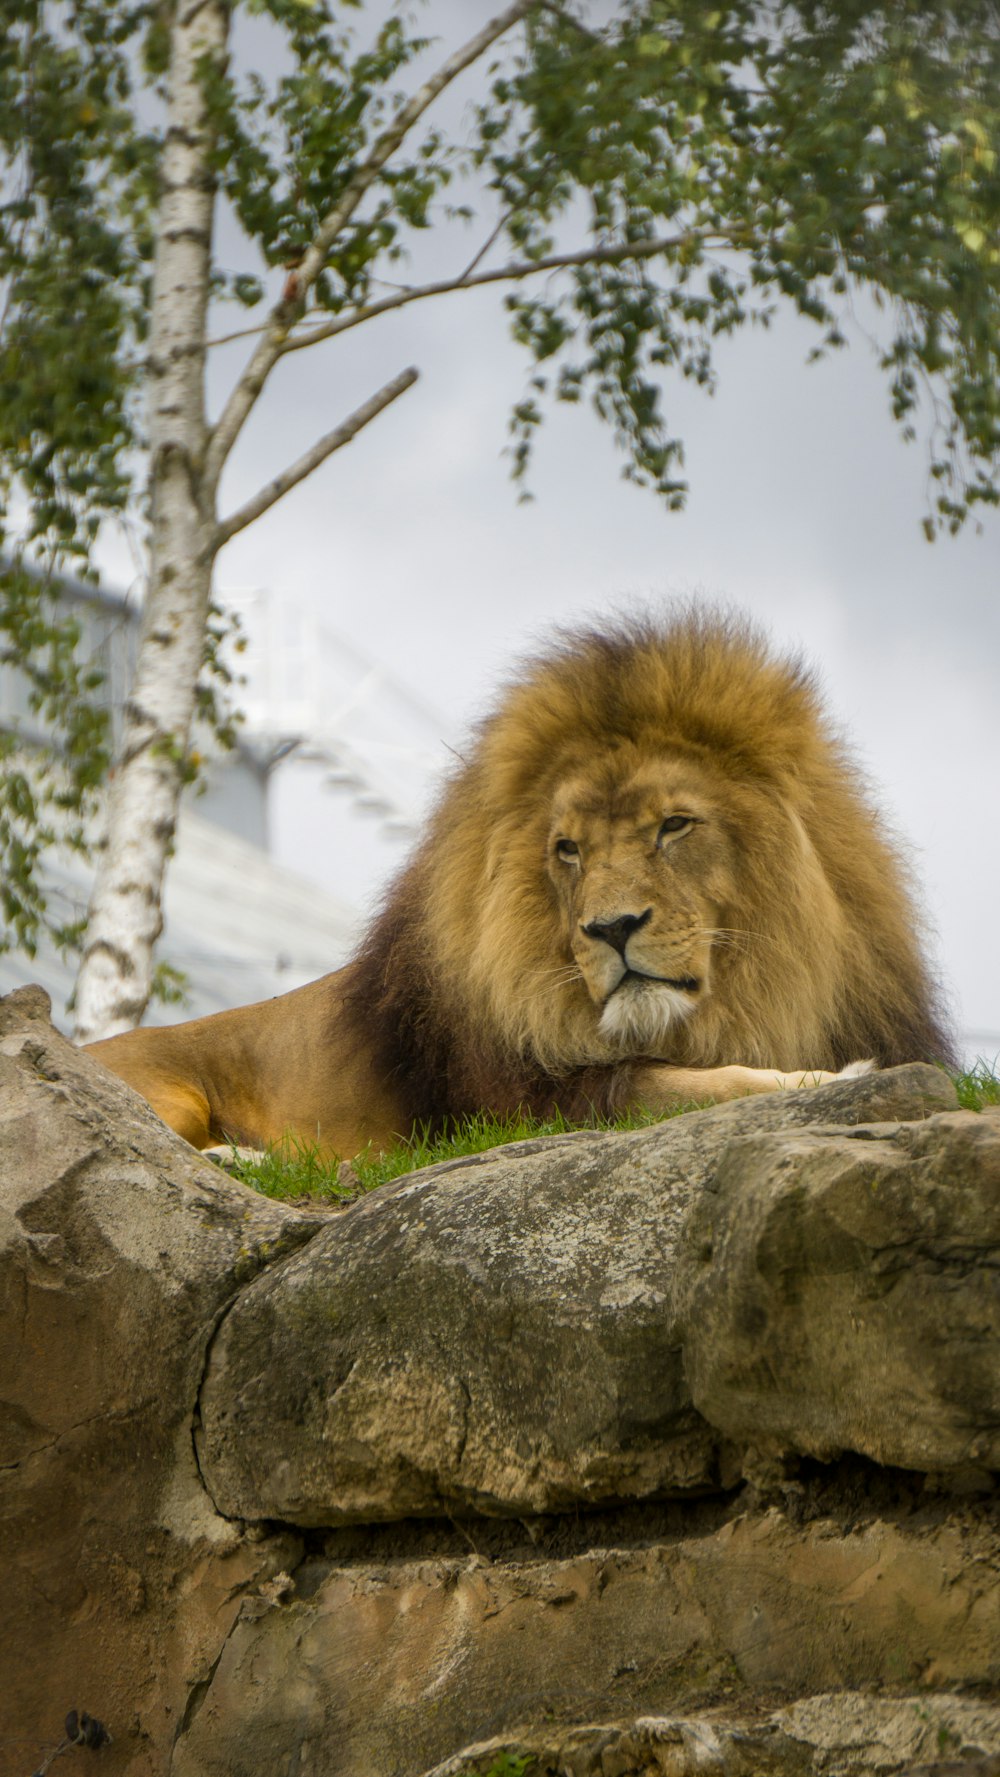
[456,1755,534,1777]
[953,1056,1000,1111]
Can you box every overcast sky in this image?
[100,2,1000,1050]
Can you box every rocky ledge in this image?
[2,983,998,1777]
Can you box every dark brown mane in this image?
[347,862,633,1132]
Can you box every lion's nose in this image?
[582,909,652,957]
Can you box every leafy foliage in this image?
[0,561,110,958]
[1,3,155,966]
[483,2,1000,523]
[0,1,156,566]
[5,0,998,568]
[203,5,438,305]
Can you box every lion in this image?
[87,610,956,1158]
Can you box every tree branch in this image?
[277,229,700,355]
[456,145,566,285]
[214,365,419,548]
[204,0,536,496]
[204,226,717,359]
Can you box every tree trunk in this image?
[74,0,227,1043]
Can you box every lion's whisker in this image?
[702,926,778,955]
[529,964,584,986]
[701,927,751,954]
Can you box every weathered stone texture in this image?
[1,986,323,1777]
[676,1111,1000,1471]
[171,1508,1000,1777]
[425,1694,1000,1777]
[197,1064,957,1525]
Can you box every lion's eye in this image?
[555,838,580,864]
[658,815,693,843]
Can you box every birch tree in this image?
[1,0,998,1039]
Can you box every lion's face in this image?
[545,754,739,1056]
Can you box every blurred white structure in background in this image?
[0,573,448,1027]
[222,586,447,848]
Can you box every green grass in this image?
[220,1136,358,1204]
[219,1102,671,1205]
[953,1056,1000,1111]
[220,1058,1000,1205]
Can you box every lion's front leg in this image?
[632,1057,875,1113]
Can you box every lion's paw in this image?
[203,1143,267,1170]
[836,1059,878,1078]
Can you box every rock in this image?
[422,1695,1000,1776]
[197,1064,956,1526]
[171,1506,1000,1777]
[0,986,326,1777]
[675,1110,1000,1472]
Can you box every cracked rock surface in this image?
[172,1502,1000,1776]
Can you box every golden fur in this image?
[88,611,954,1156]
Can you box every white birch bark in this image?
[73,0,227,1042]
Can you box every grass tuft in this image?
[953,1056,1000,1112]
[219,1135,357,1204]
[352,1102,672,1193]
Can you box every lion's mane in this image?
[347,610,955,1130]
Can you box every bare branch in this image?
[459,213,516,286]
[215,366,419,548]
[457,146,565,286]
[204,0,535,495]
[278,229,700,356]
[205,320,269,351]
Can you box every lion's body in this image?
[87,612,956,1155]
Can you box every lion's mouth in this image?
[617,970,701,994]
[598,967,703,1047]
